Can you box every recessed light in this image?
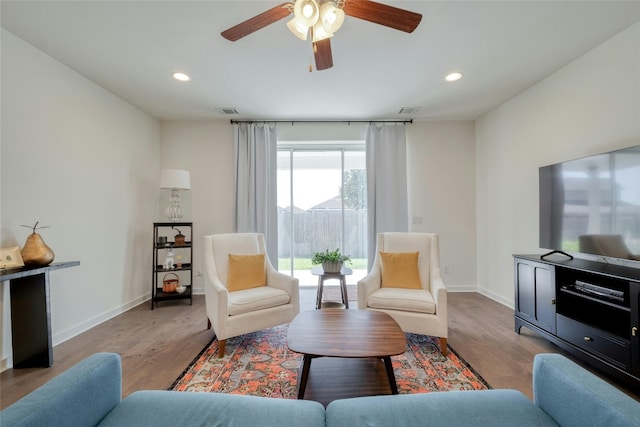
[172,72,191,82]
[445,72,463,82]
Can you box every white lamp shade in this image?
[319,3,344,34]
[160,169,191,190]
[287,17,309,40]
[293,0,319,27]
[312,21,333,42]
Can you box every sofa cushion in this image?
[533,353,640,427]
[379,251,423,289]
[99,391,325,427]
[227,253,266,291]
[326,390,558,427]
[367,287,436,314]
[1,353,121,427]
[228,286,290,316]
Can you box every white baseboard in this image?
[52,294,149,346]
[477,286,514,309]
[446,284,478,292]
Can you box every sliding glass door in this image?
[277,144,367,286]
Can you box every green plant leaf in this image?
[311,248,351,265]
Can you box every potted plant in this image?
[311,248,351,273]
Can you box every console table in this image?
[0,261,80,368]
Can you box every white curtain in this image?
[365,123,409,269]
[233,122,278,264]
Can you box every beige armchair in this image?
[203,233,299,357]
[357,232,448,355]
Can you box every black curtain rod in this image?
[229,119,413,125]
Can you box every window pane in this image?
[277,146,366,286]
[294,151,343,256]
[342,151,367,283]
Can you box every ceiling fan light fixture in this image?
[221,0,422,72]
[294,0,319,27]
[319,3,345,33]
[287,17,309,40]
[311,21,333,42]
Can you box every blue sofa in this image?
[2,352,638,426]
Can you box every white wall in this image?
[0,29,160,369]
[407,121,477,291]
[475,22,640,306]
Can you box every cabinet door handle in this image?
[633,327,638,337]
[583,336,593,342]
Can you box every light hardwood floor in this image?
[1,290,638,409]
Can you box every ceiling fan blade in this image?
[343,0,422,33]
[313,38,333,71]
[221,2,293,41]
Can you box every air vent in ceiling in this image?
[219,108,239,115]
[398,107,422,115]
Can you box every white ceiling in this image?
[1,1,639,121]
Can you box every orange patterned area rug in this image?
[170,325,490,398]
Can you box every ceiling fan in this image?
[221,0,422,71]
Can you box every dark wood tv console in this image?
[514,254,639,387]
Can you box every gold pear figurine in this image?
[21,222,55,266]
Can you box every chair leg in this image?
[217,339,226,358]
[439,337,448,356]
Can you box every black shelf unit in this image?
[514,254,640,388]
[152,222,193,309]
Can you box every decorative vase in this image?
[322,261,343,273]
[21,232,55,266]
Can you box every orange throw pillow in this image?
[379,251,422,289]
[227,253,266,292]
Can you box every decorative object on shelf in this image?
[162,272,180,293]
[20,222,55,266]
[176,285,186,294]
[0,246,24,269]
[176,255,183,268]
[173,228,186,245]
[311,248,351,273]
[157,236,167,246]
[163,248,175,270]
[160,169,191,222]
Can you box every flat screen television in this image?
[539,145,640,265]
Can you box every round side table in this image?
[311,266,352,309]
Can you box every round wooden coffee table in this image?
[287,309,406,399]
